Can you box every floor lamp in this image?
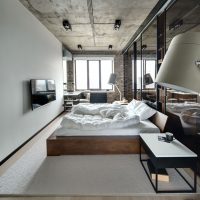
[143,73,154,100]
[108,73,122,101]
[143,73,153,86]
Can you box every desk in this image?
[64,91,82,99]
[63,91,83,111]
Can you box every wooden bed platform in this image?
[47,111,168,156]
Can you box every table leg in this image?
[139,139,141,161]
[155,168,158,193]
[194,163,197,192]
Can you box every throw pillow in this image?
[134,102,157,121]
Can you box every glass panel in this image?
[166,88,200,135]
[136,37,142,100]
[89,61,99,89]
[145,60,156,89]
[101,60,113,90]
[75,60,87,90]
[166,0,200,49]
[136,60,142,89]
[165,0,200,135]
[141,19,157,103]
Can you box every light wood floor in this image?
[0,194,200,200]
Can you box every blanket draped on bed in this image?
[61,104,140,130]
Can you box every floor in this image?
[0,114,200,200]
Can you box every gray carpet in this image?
[1,154,199,195]
[0,118,199,195]
[23,155,198,195]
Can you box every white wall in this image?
[0,0,63,162]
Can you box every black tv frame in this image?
[30,79,56,110]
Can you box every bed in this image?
[47,101,168,156]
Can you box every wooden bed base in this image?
[47,111,168,156]
[47,135,140,155]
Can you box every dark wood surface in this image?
[47,111,168,156]
[47,135,140,156]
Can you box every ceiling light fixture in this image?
[63,20,72,31]
[108,45,112,50]
[77,44,82,50]
[169,19,183,31]
[114,20,121,30]
[142,44,147,50]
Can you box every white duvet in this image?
[71,103,125,116]
[61,103,140,130]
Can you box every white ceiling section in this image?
[19,0,159,52]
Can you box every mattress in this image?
[53,119,160,137]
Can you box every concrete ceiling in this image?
[19,0,159,52]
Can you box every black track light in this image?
[108,45,112,50]
[142,44,147,50]
[77,44,82,50]
[114,19,121,30]
[63,20,72,31]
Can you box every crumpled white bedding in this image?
[55,119,160,136]
[61,103,140,130]
[71,103,127,116]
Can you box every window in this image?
[145,60,156,88]
[101,60,112,90]
[75,59,113,90]
[75,60,87,90]
[136,59,156,89]
[89,61,99,89]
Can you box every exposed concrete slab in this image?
[19,0,159,51]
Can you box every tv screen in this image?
[30,79,56,110]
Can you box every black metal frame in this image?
[139,136,197,193]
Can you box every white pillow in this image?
[134,102,156,121]
[127,99,141,111]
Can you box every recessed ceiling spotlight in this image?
[142,44,147,50]
[169,19,183,31]
[108,45,113,50]
[63,20,72,31]
[77,44,82,50]
[114,19,121,30]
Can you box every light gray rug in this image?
[0,117,199,195]
[23,155,198,195]
[1,154,199,195]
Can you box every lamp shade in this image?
[108,73,117,85]
[155,32,200,94]
[144,73,153,85]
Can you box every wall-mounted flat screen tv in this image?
[30,79,56,110]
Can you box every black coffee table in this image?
[139,133,197,193]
